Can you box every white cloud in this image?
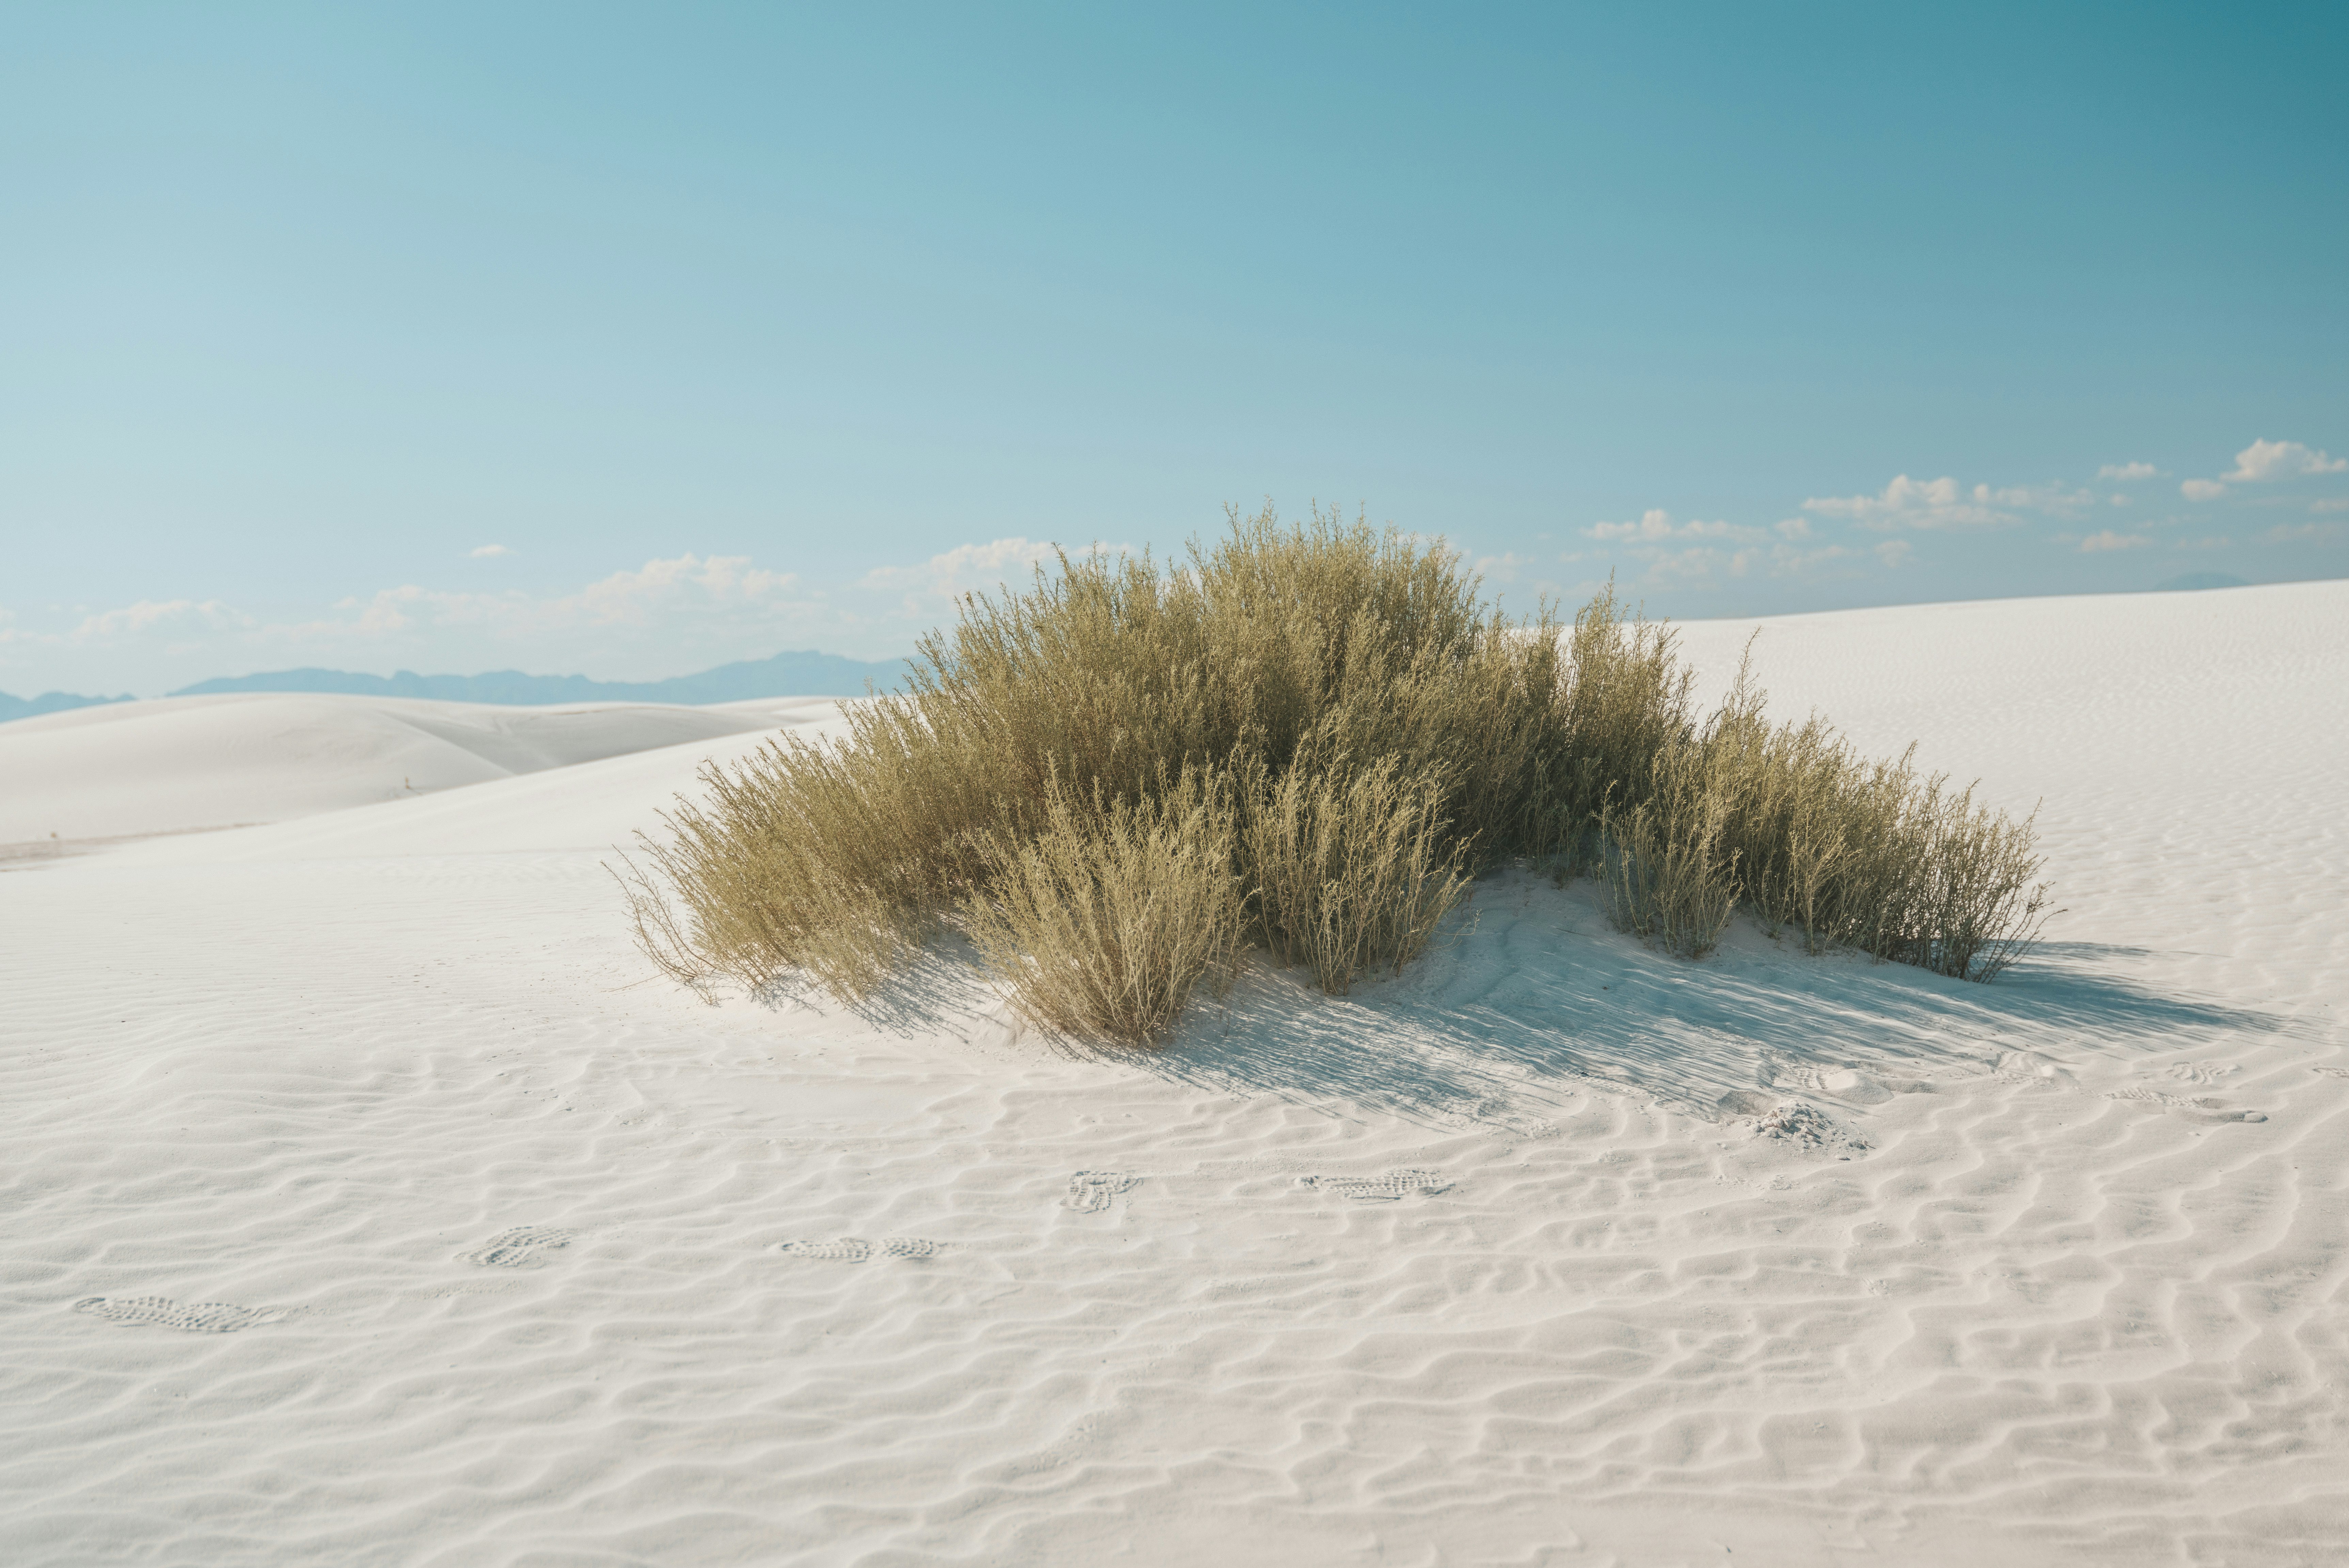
[1586,510,1762,543]
[308,553,801,641]
[1802,474,2094,530]
[73,599,253,640]
[2312,497,2349,514]
[2180,479,2227,500]
[2079,530,2151,553]
[1,598,259,659]
[2,553,843,695]
[1640,545,1763,582]
[0,604,51,648]
[323,587,429,635]
[570,553,796,626]
[1587,508,1902,589]
[1803,475,2006,530]
[2264,522,2341,545]
[1580,510,1854,591]
[858,537,1133,617]
[469,543,515,558]
[1767,541,1854,576]
[861,537,1058,601]
[2097,462,2160,481]
[1974,481,2096,515]
[2225,438,2346,482]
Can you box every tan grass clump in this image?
[962,770,1243,1042]
[1593,658,2054,979]
[617,505,2053,1043]
[1596,741,1742,959]
[1245,754,1474,994]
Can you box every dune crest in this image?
[0,691,844,848]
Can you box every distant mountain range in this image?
[173,648,911,704]
[0,576,2268,725]
[0,648,911,725]
[0,688,135,723]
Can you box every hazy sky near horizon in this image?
[4,2,2346,694]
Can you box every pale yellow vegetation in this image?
[617,506,2051,1044]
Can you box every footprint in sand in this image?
[778,1237,941,1262]
[458,1227,576,1267]
[1994,1050,2077,1088]
[74,1295,288,1333]
[2104,1087,2266,1123]
[2313,1066,2349,1079]
[1445,1098,1560,1136]
[1301,1168,1449,1201]
[1819,1069,1895,1106]
[1759,1055,1920,1106]
[1064,1171,1141,1213]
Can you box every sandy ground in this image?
[0,692,836,852]
[2,582,2344,1566]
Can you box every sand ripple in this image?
[4,583,2346,1565]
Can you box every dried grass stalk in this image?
[1245,754,1474,994]
[1598,654,2055,978]
[961,771,1242,1044]
[1596,746,1741,959]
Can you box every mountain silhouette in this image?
[1,648,909,724]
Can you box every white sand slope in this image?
[0,692,839,849]
[2,581,2345,1566]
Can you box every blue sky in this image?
[3,2,2344,694]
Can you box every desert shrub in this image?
[1600,657,2055,980]
[617,505,2053,1042]
[962,769,1243,1043]
[1596,740,1742,959]
[1554,584,1697,853]
[1245,754,1475,994]
[620,504,1578,1035]
[618,711,940,1001]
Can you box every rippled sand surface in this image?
[3,583,2344,1565]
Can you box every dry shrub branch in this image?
[616,506,2052,1043]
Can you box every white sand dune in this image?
[0,692,839,850]
[2,581,2345,1566]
